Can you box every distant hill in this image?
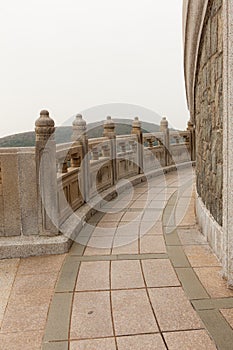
[0,119,161,148]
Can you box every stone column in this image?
[72,114,90,202]
[131,117,143,174]
[187,119,196,161]
[222,0,233,287]
[35,110,58,235]
[103,116,117,184]
[160,116,170,166]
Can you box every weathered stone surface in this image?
[195,0,223,226]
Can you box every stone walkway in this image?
[1,168,233,349]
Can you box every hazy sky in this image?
[0,0,189,138]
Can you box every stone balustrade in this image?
[0,112,195,250]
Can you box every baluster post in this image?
[131,117,143,174]
[160,116,170,166]
[103,116,117,184]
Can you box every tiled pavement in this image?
[1,168,233,349]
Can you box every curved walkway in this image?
[1,168,233,349]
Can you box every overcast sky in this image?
[0,0,189,138]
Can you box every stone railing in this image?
[0,111,195,242]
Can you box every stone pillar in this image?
[131,117,143,174]
[222,0,233,287]
[103,116,117,184]
[187,119,196,161]
[72,114,90,202]
[35,110,58,235]
[160,116,170,166]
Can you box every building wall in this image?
[194,0,223,225]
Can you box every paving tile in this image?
[0,289,11,328]
[142,209,162,222]
[163,329,217,350]
[55,257,80,292]
[148,201,166,209]
[0,258,20,270]
[70,338,116,350]
[175,267,209,300]
[69,243,85,256]
[112,237,139,255]
[42,341,68,350]
[117,333,166,350]
[0,267,18,291]
[95,221,118,229]
[183,245,221,267]
[76,261,110,291]
[121,211,143,222]
[0,331,43,350]
[17,255,65,275]
[86,236,114,249]
[148,287,203,331]
[44,293,72,341]
[116,221,139,237]
[130,201,148,209]
[111,260,144,289]
[99,212,124,222]
[142,259,180,287]
[0,303,49,333]
[220,309,233,329]
[177,228,207,245]
[84,246,111,256]
[198,309,233,350]
[112,289,158,335]
[192,298,233,310]
[167,246,190,267]
[70,291,113,339]
[194,267,233,298]
[91,226,116,237]
[8,289,52,308]
[143,221,163,235]
[11,273,58,295]
[140,235,166,254]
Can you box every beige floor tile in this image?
[130,201,148,209]
[164,330,217,350]
[145,221,163,235]
[183,245,221,267]
[96,221,118,229]
[0,331,43,350]
[220,308,233,329]
[70,291,113,339]
[112,238,139,255]
[121,211,143,222]
[142,259,180,287]
[70,338,116,350]
[0,304,49,333]
[11,273,58,296]
[87,236,114,249]
[76,261,110,291]
[17,255,65,275]
[92,226,116,237]
[140,235,166,254]
[115,222,139,238]
[100,212,124,222]
[177,229,207,245]
[194,267,233,298]
[84,247,111,256]
[112,289,158,335]
[117,333,166,350]
[8,289,52,308]
[0,259,20,270]
[148,287,203,331]
[0,270,16,291]
[0,290,11,328]
[148,201,166,209]
[111,260,144,289]
[142,209,162,222]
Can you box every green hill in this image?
[0,119,161,148]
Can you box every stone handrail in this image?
[0,112,195,239]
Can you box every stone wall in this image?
[194,0,223,225]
